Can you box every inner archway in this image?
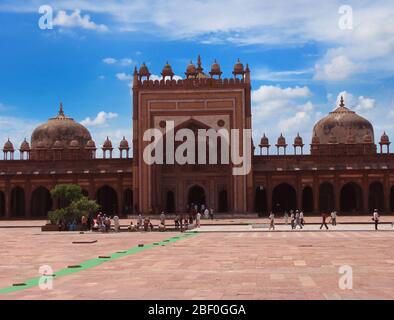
[31,187,52,217]
[255,187,267,216]
[218,190,228,212]
[165,190,175,213]
[123,189,133,215]
[187,185,206,208]
[340,182,363,213]
[97,186,118,215]
[319,183,334,212]
[368,182,384,212]
[272,183,296,213]
[11,187,25,217]
[0,191,5,217]
[391,186,394,212]
[302,186,313,213]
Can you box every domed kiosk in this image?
[30,103,94,160]
[311,97,376,155]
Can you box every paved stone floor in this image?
[1,221,394,300]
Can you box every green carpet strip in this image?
[0,232,197,295]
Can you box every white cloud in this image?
[120,58,133,66]
[115,73,133,81]
[98,75,105,80]
[103,57,134,66]
[314,53,361,81]
[335,91,376,112]
[53,9,108,32]
[150,74,183,81]
[254,68,313,82]
[252,85,318,152]
[103,57,117,64]
[80,111,118,127]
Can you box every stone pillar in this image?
[5,179,11,218]
[384,176,390,213]
[313,175,319,213]
[117,177,124,216]
[362,175,369,213]
[266,174,272,214]
[334,176,340,212]
[296,174,302,211]
[25,180,32,218]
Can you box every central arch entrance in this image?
[340,182,363,213]
[272,183,296,213]
[188,185,206,208]
[97,186,118,215]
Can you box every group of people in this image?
[91,212,120,232]
[268,209,337,231]
[268,208,384,231]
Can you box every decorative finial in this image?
[59,102,64,116]
[197,54,203,72]
[133,66,138,74]
[340,96,345,107]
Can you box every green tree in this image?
[48,184,100,224]
[50,184,83,208]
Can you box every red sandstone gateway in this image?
[0,57,393,218]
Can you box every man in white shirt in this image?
[196,212,201,228]
[373,209,379,231]
[269,212,275,231]
[331,211,337,226]
[204,208,209,219]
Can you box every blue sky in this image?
[0,0,393,156]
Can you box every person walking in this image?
[295,210,302,229]
[196,211,201,228]
[290,210,295,229]
[373,209,379,231]
[320,212,329,230]
[209,208,214,220]
[113,215,120,232]
[284,211,289,225]
[330,211,337,226]
[204,207,209,219]
[269,212,275,231]
[160,211,166,226]
[300,211,305,227]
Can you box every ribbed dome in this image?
[185,61,197,75]
[139,63,150,77]
[85,139,96,149]
[312,97,374,145]
[31,103,92,150]
[312,133,320,144]
[233,58,244,74]
[276,133,286,146]
[259,133,269,147]
[380,132,390,144]
[20,138,30,151]
[294,133,303,146]
[3,139,14,151]
[161,62,174,78]
[103,136,113,149]
[119,136,129,149]
[210,59,222,76]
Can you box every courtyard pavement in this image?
[0,219,394,300]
